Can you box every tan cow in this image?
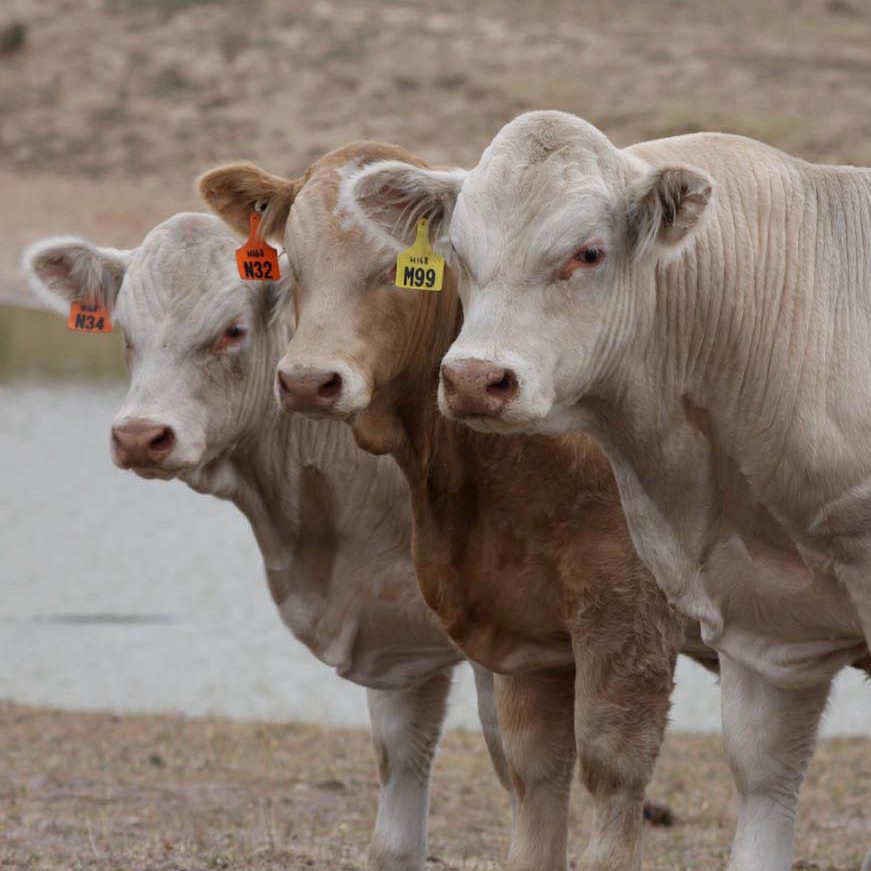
[22,213,512,871]
[200,144,718,871]
[339,111,871,871]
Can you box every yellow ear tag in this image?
[395,218,444,291]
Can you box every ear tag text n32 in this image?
[67,300,112,333]
[236,211,280,281]
[395,218,444,292]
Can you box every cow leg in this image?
[471,663,515,798]
[720,653,831,871]
[495,669,576,871]
[365,669,452,871]
[571,638,674,871]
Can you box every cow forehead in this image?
[116,213,250,330]
[452,115,626,262]
[452,157,617,272]
[290,172,387,275]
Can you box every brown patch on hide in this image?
[298,464,339,591]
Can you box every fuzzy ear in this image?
[22,236,132,315]
[197,162,302,244]
[628,165,714,259]
[339,159,465,251]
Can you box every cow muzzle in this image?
[275,363,346,415]
[440,358,519,419]
[112,419,176,470]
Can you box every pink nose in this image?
[112,420,176,467]
[440,359,519,417]
[276,365,343,413]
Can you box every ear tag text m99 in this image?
[67,300,112,333]
[236,211,280,281]
[395,218,444,291]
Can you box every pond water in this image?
[1,305,868,735]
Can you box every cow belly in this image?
[693,533,865,689]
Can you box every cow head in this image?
[199,143,462,454]
[23,213,290,485]
[341,111,714,435]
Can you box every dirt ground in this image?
[0,702,868,871]
[4,0,871,303]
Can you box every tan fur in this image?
[196,162,302,241]
[201,144,706,871]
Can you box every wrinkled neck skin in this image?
[576,136,871,687]
[182,316,455,689]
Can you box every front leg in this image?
[365,669,452,871]
[572,632,675,871]
[720,654,831,871]
[495,669,576,871]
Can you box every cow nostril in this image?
[277,371,291,396]
[486,369,518,398]
[441,365,462,396]
[149,427,175,454]
[318,372,342,399]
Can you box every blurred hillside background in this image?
[2,0,871,734]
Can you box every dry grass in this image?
[5,0,871,302]
[1,702,868,870]
[4,0,871,178]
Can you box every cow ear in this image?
[339,160,465,252]
[22,236,131,315]
[197,162,302,244]
[628,165,714,259]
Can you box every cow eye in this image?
[214,323,247,351]
[575,246,604,266]
[558,245,606,280]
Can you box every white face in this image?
[341,111,714,437]
[440,136,630,434]
[25,214,285,481]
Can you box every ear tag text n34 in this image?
[395,218,444,292]
[67,300,112,333]
[236,211,280,281]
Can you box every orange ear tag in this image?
[236,212,281,281]
[67,300,112,333]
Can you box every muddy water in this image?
[1,305,868,734]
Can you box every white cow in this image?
[22,212,511,871]
[340,112,871,871]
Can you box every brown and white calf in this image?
[340,111,871,871]
[200,144,717,871]
[22,213,512,871]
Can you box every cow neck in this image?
[376,276,506,502]
[224,382,408,592]
[368,273,461,488]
